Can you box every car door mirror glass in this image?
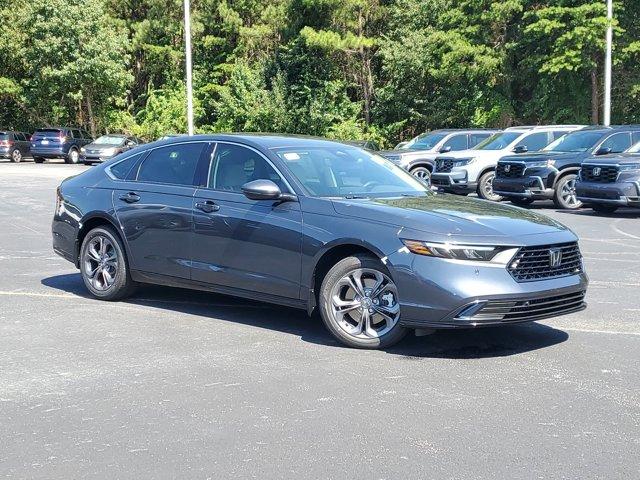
[241,179,283,200]
[513,145,528,154]
[438,145,452,153]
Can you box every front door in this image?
[112,142,207,279]
[191,142,303,300]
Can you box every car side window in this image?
[137,143,205,186]
[442,134,468,151]
[71,129,81,139]
[600,133,631,153]
[15,132,24,141]
[518,132,551,151]
[551,131,569,141]
[632,132,640,145]
[469,133,490,147]
[209,144,287,193]
[110,153,143,180]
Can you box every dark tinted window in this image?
[15,132,25,141]
[209,144,286,192]
[0,133,9,140]
[71,129,81,138]
[137,143,204,186]
[600,133,631,153]
[110,153,142,180]
[442,134,468,151]
[551,130,569,141]
[519,132,551,151]
[33,129,63,139]
[469,133,491,147]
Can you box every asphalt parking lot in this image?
[1,161,639,479]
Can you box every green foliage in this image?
[0,0,638,142]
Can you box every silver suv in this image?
[379,129,499,185]
[431,125,584,200]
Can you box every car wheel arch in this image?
[552,167,581,188]
[409,161,433,172]
[76,214,126,267]
[307,242,388,315]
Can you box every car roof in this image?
[423,129,500,134]
[574,125,640,133]
[153,133,363,150]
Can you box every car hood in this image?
[582,152,640,165]
[85,142,124,150]
[500,151,586,163]
[331,194,570,244]
[438,149,506,160]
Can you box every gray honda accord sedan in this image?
[52,134,588,349]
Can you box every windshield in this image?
[543,131,604,152]
[401,132,447,151]
[474,132,522,150]
[94,135,126,145]
[274,145,430,198]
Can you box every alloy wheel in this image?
[412,168,431,186]
[12,149,22,163]
[329,268,400,340]
[69,149,79,163]
[561,178,580,208]
[480,172,502,201]
[83,235,118,291]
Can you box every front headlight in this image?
[102,147,117,156]
[527,159,556,168]
[456,158,476,166]
[80,147,86,153]
[401,239,517,263]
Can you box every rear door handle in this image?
[119,192,140,203]
[195,200,220,213]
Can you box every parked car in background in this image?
[31,127,93,164]
[0,131,31,162]
[379,129,499,185]
[81,134,143,165]
[52,134,587,350]
[575,141,640,213]
[431,125,583,201]
[493,125,640,209]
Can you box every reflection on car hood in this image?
[581,152,640,165]
[331,194,569,241]
[85,142,123,150]
[500,151,585,163]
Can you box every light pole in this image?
[603,0,613,126]
[184,0,194,135]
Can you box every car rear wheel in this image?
[80,226,136,301]
[10,149,22,163]
[477,171,503,201]
[319,254,407,349]
[410,166,431,186]
[591,203,618,214]
[510,197,534,207]
[34,157,45,164]
[66,148,80,164]
[553,174,582,209]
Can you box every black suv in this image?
[493,126,640,209]
[0,131,31,162]
[575,142,640,213]
[31,127,93,164]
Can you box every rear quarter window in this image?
[109,153,143,180]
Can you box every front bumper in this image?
[493,176,555,200]
[431,171,477,193]
[387,245,588,329]
[81,154,115,163]
[576,180,640,206]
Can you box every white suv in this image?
[431,125,584,201]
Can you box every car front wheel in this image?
[319,255,407,349]
[477,171,503,201]
[80,226,136,301]
[410,166,431,186]
[10,148,22,163]
[553,174,582,209]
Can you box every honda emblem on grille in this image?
[504,164,511,172]
[549,248,563,268]
[592,167,601,176]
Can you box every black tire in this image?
[79,226,137,301]
[10,148,22,163]
[410,166,432,186]
[510,197,534,207]
[34,157,45,164]
[553,173,582,209]
[318,254,407,349]
[65,147,80,164]
[591,203,618,214]
[477,170,503,201]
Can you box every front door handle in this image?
[119,192,140,203]
[195,200,220,213]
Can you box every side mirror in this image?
[126,141,135,147]
[513,145,528,154]
[595,146,612,156]
[395,141,408,149]
[438,145,452,153]
[241,179,297,202]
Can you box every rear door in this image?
[112,142,207,279]
[191,142,303,299]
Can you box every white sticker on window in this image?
[283,152,300,160]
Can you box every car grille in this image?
[496,162,525,178]
[436,158,454,172]
[461,290,586,323]
[581,165,619,183]
[508,242,583,282]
